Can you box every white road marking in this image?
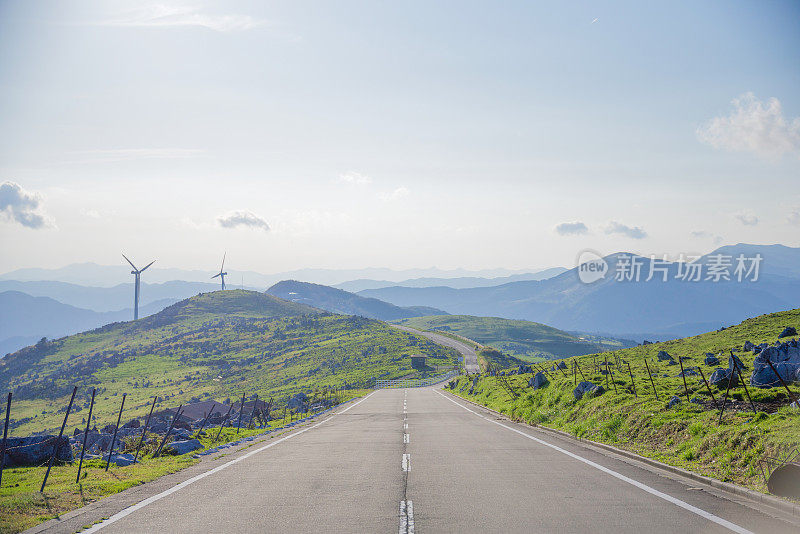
[402,453,411,472]
[435,390,754,534]
[404,433,410,443]
[399,500,414,534]
[83,393,376,533]
[404,423,408,430]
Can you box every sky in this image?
[1,0,799,275]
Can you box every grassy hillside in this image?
[394,315,629,361]
[447,308,800,494]
[0,290,461,435]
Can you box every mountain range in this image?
[266,280,447,320]
[360,244,800,341]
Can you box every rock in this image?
[778,327,798,339]
[122,419,140,429]
[656,351,672,361]
[2,435,72,467]
[667,360,678,366]
[750,362,799,388]
[728,353,746,372]
[149,421,169,433]
[101,424,116,434]
[690,397,703,404]
[573,381,604,400]
[166,439,204,455]
[667,396,681,409]
[704,355,720,366]
[529,372,548,390]
[709,368,738,388]
[553,361,567,370]
[108,453,136,467]
[743,340,756,352]
[642,340,652,345]
[677,367,699,377]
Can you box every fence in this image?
[375,370,460,389]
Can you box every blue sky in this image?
[1,1,799,274]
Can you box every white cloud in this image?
[217,210,270,231]
[67,148,203,163]
[697,93,800,158]
[786,209,800,226]
[734,211,759,226]
[604,221,647,239]
[554,221,588,236]
[690,230,723,245]
[379,187,409,202]
[337,171,372,185]
[98,4,265,32]
[0,181,54,229]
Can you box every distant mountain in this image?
[394,315,634,361]
[698,243,800,279]
[266,280,448,321]
[334,267,567,292]
[0,263,539,288]
[0,280,226,312]
[0,291,175,356]
[361,244,800,341]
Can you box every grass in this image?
[447,308,800,495]
[394,314,634,361]
[0,290,461,435]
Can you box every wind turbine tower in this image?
[122,254,155,320]
[212,253,228,290]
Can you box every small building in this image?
[410,355,427,370]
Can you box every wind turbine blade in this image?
[211,273,221,279]
[140,260,156,272]
[221,252,226,272]
[122,253,138,271]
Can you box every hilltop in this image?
[0,290,460,435]
[266,280,447,321]
[394,315,632,361]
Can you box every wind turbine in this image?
[122,254,155,320]
[212,253,227,290]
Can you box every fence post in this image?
[76,388,96,484]
[718,368,735,424]
[105,393,126,471]
[731,355,757,415]
[215,403,235,442]
[1,393,12,489]
[626,362,637,397]
[197,403,216,434]
[247,395,259,429]
[697,367,718,409]
[236,392,246,434]
[677,356,691,402]
[41,387,77,492]
[605,358,618,394]
[575,361,586,381]
[644,359,659,400]
[154,406,182,458]
[134,396,157,463]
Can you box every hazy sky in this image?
[1,1,799,274]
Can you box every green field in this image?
[0,290,461,436]
[394,314,631,361]
[447,308,800,494]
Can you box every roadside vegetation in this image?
[394,314,633,361]
[447,308,800,495]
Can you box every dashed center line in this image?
[402,453,411,472]
[404,433,410,443]
[404,423,408,430]
[399,500,414,534]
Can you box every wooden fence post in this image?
[677,356,691,402]
[41,387,77,492]
[76,388,96,484]
[626,362,637,397]
[697,367,718,409]
[1,393,12,488]
[644,359,659,400]
[134,396,157,463]
[215,403,235,442]
[105,393,126,471]
[236,392,246,434]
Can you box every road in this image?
[53,387,797,534]
[393,325,481,373]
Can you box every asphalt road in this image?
[70,387,797,534]
[393,325,481,373]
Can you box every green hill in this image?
[394,315,629,361]
[447,308,800,493]
[0,290,460,435]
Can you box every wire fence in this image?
[375,370,460,389]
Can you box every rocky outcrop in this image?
[529,372,548,390]
[750,338,800,388]
[573,381,604,400]
[2,435,72,467]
